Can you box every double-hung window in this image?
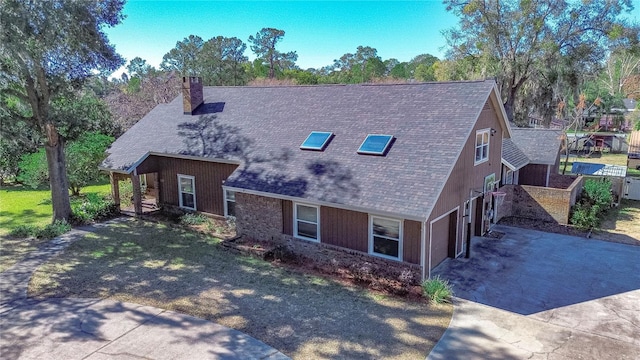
[370,216,402,260]
[475,129,490,164]
[294,203,319,241]
[177,174,196,210]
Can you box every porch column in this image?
[110,172,121,211]
[130,173,143,216]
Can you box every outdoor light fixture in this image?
[490,128,497,136]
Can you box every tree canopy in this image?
[443,0,639,124]
[0,0,125,220]
[248,28,298,79]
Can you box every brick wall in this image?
[496,176,583,224]
[235,192,284,242]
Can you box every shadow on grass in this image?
[28,219,450,360]
[0,298,286,359]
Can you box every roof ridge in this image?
[202,79,494,90]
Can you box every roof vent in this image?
[182,76,203,115]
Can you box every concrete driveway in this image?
[429,225,640,359]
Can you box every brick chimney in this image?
[182,76,203,115]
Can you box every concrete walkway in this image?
[428,225,640,360]
[0,218,289,360]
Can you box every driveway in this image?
[429,225,640,359]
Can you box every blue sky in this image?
[105,0,459,76]
[105,0,640,77]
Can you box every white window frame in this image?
[177,174,196,210]
[474,128,490,165]
[369,215,403,261]
[504,169,514,185]
[293,203,320,242]
[224,190,236,217]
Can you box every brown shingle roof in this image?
[510,128,563,165]
[102,81,497,220]
[501,138,529,170]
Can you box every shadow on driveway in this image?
[433,225,640,315]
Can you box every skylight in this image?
[300,131,333,151]
[358,134,394,155]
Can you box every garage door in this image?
[431,210,458,268]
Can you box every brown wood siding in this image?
[519,164,548,187]
[403,220,421,264]
[282,200,293,235]
[320,207,368,252]
[426,97,506,269]
[137,155,238,215]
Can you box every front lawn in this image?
[0,182,111,236]
[29,219,452,360]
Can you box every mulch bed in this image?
[224,236,426,302]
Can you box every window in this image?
[177,174,196,210]
[358,134,394,155]
[300,131,333,151]
[225,190,236,217]
[475,129,490,164]
[504,170,514,185]
[294,203,319,241]
[369,216,402,260]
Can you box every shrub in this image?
[9,224,39,238]
[179,213,209,226]
[570,203,599,230]
[421,276,453,304]
[71,193,118,224]
[582,179,612,209]
[119,180,133,207]
[570,179,613,230]
[35,220,71,239]
[16,149,49,189]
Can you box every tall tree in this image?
[444,0,638,123]
[201,36,248,86]
[0,0,125,221]
[160,35,204,76]
[127,57,152,78]
[248,28,298,79]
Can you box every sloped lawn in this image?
[29,219,451,360]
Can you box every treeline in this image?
[119,29,442,87]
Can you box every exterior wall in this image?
[519,164,549,187]
[402,220,422,265]
[496,176,583,224]
[239,194,422,265]
[235,192,283,242]
[136,155,238,216]
[320,207,368,252]
[426,98,506,271]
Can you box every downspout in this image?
[420,220,426,280]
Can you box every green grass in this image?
[421,276,453,304]
[0,181,111,236]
